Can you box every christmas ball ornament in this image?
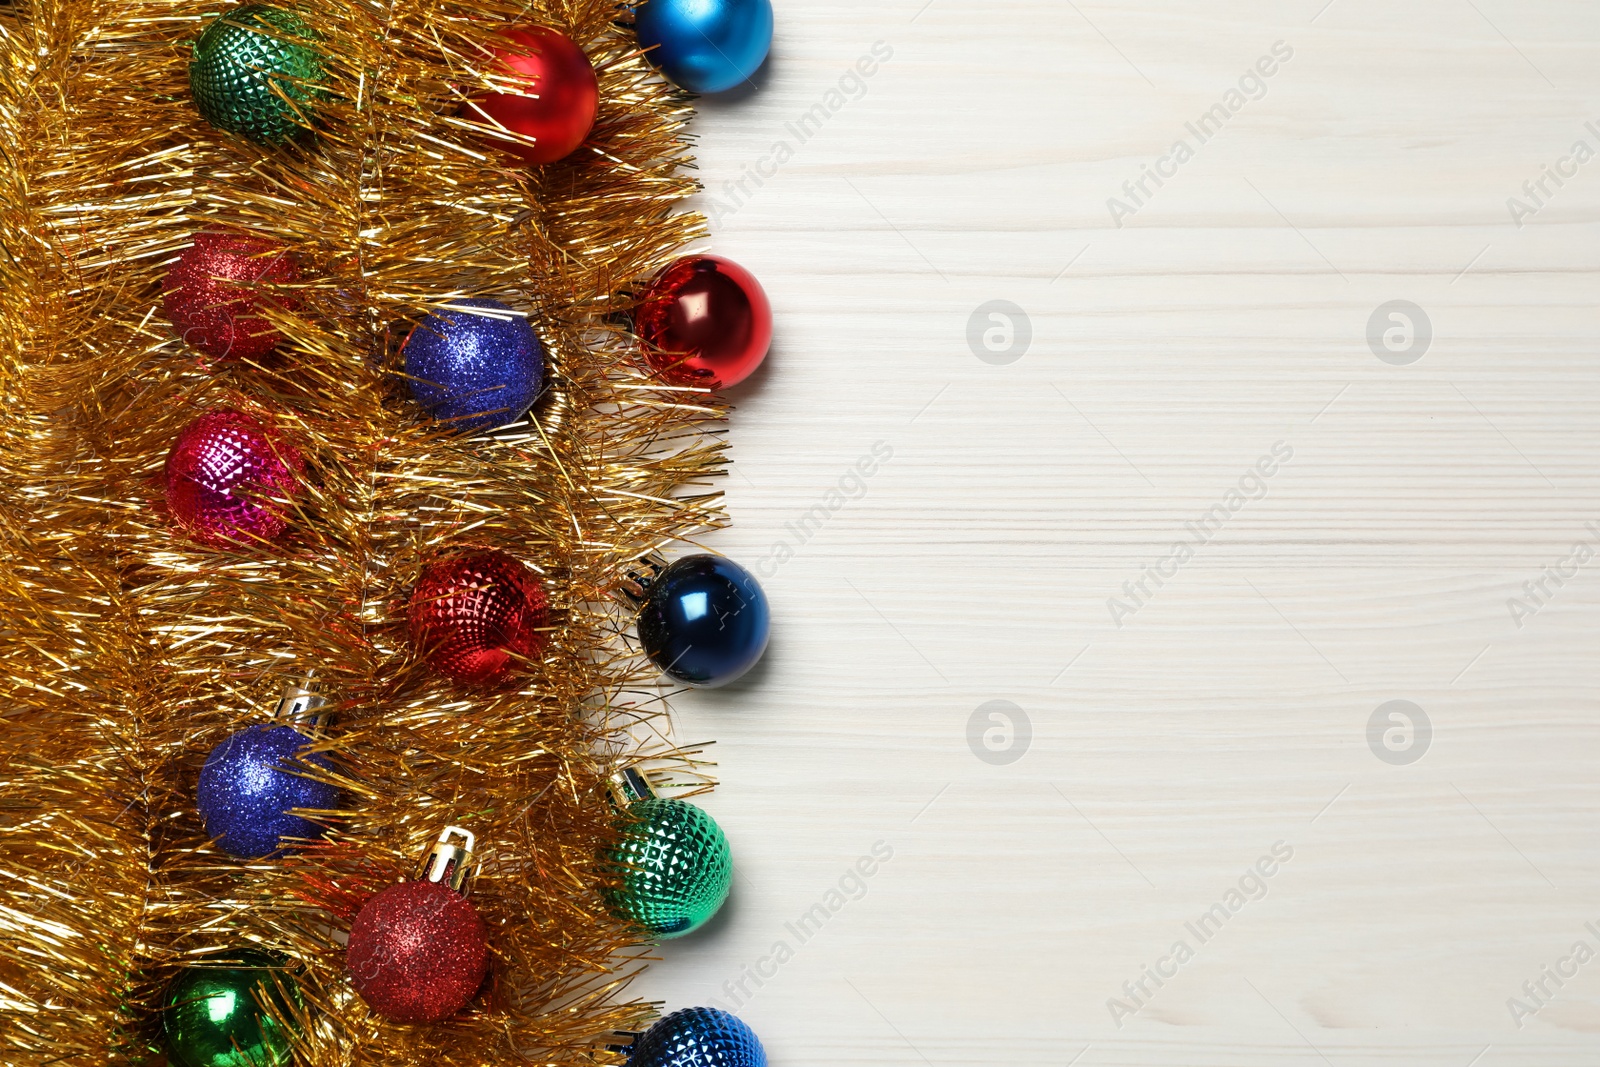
[403,298,545,432]
[634,0,773,95]
[163,950,299,1067]
[164,232,300,362]
[606,769,732,939]
[165,409,305,546]
[197,681,338,859]
[190,5,324,145]
[628,1007,767,1067]
[636,255,772,389]
[625,553,769,687]
[347,827,489,1023]
[409,549,549,685]
[466,26,599,165]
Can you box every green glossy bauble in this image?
[163,950,298,1067]
[607,797,732,939]
[190,5,324,145]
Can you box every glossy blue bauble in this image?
[404,298,544,433]
[638,554,769,688]
[634,0,773,94]
[630,1007,766,1067]
[197,724,338,859]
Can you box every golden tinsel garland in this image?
[0,0,725,1063]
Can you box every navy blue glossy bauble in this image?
[403,298,544,433]
[638,554,769,688]
[634,0,773,94]
[197,724,338,858]
[630,1007,766,1067]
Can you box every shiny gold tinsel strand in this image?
[0,0,724,1063]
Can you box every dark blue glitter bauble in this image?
[630,1007,766,1067]
[197,724,338,859]
[637,554,769,688]
[403,298,544,433]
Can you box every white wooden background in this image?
[631,2,1600,1064]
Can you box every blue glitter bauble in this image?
[634,0,773,94]
[630,1007,766,1067]
[403,298,544,433]
[638,554,769,688]
[197,725,338,859]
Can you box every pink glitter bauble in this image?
[163,232,300,362]
[165,409,305,546]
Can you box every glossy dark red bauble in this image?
[465,26,599,166]
[163,232,299,362]
[165,409,305,547]
[409,549,549,684]
[346,879,489,1023]
[636,255,772,389]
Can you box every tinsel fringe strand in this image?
[0,0,726,1063]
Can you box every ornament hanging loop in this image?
[606,1030,642,1055]
[420,825,477,894]
[613,550,669,609]
[274,675,329,731]
[608,766,656,806]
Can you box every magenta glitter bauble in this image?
[165,409,305,546]
[163,232,300,362]
[346,879,489,1023]
[408,549,549,685]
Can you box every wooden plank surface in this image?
[632,2,1600,1063]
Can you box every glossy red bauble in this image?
[163,232,299,362]
[636,255,772,389]
[409,549,549,684]
[466,26,599,166]
[347,880,489,1023]
[165,409,305,547]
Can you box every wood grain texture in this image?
[631,2,1600,1064]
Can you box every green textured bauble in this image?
[607,797,733,939]
[189,5,323,145]
[163,951,299,1067]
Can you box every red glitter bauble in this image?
[409,549,549,685]
[163,232,300,362]
[465,26,599,166]
[636,255,772,389]
[347,880,488,1023]
[165,409,304,546]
